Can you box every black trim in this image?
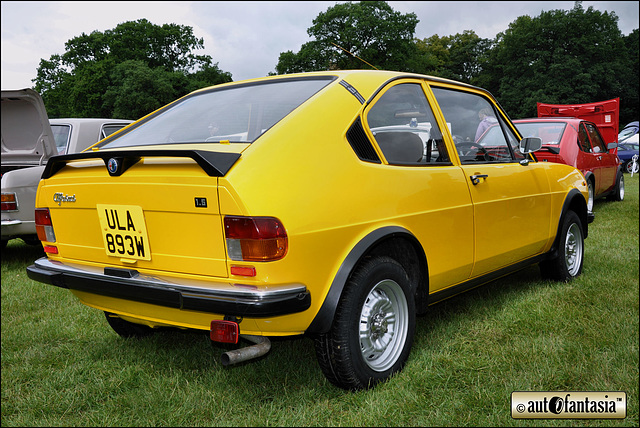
[41,150,241,179]
[346,117,381,163]
[26,263,310,318]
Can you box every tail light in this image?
[224,216,287,261]
[1,193,18,211]
[35,208,56,243]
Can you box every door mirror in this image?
[607,142,618,151]
[519,137,543,154]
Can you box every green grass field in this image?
[2,175,638,426]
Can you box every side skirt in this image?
[427,253,548,306]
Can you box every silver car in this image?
[1,89,132,247]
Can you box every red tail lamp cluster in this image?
[35,208,58,254]
[224,216,287,262]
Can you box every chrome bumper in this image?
[27,258,311,317]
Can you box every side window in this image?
[431,87,518,163]
[51,124,71,155]
[366,83,450,165]
[585,123,607,153]
[577,124,592,152]
[101,124,128,139]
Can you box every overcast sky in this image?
[1,1,638,89]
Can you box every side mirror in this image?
[519,137,542,166]
[607,142,618,151]
[519,137,543,154]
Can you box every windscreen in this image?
[98,77,334,149]
[515,122,567,145]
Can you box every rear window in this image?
[515,122,567,145]
[98,77,334,149]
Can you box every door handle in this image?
[470,174,488,185]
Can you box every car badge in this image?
[107,158,119,174]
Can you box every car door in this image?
[429,85,552,278]
[584,122,617,194]
[364,80,474,291]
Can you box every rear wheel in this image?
[104,312,155,338]
[314,256,415,390]
[540,211,584,281]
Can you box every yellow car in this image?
[27,70,591,390]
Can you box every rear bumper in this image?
[2,218,36,239]
[27,258,311,317]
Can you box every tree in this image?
[275,1,419,74]
[487,2,631,119]
[33,19,232,119]
[413,30,492,83]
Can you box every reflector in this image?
[230,265,257,277]
[210,320,239,344]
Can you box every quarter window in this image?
[366,83,450,165]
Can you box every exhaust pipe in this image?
[221,335,271,366]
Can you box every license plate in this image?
[97,204,151,261]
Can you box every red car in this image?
[513,117,623,212]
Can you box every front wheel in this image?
[314,256,415,390]
[625,160,639,174]
[607,171,624,201]
[539,211,584,281]
[586,179,595,212]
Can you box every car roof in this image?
[189,69,486,101]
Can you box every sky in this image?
[1,1,638,90]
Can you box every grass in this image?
[2,175,638,427]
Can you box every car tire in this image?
[586,179,595,212]
[539,211,584,282]
[607,171,624,201]
[104,312,155,338]
[624,160,639,174]
[314,256,415,390]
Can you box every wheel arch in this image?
[306,226,428,334]
[550,188,589,256]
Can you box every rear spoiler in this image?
[41,149,241,179]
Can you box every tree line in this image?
[34,1,638,125]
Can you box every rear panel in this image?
[37,158,228,278]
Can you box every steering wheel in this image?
[456,142,490,161]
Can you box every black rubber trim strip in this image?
[26,263,311,318]
[41,150,241,179]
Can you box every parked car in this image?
[26,70,590,390]
[1,89,132,247]
[513,118,623,212]
[617,139,639,173]
[618,121,639,143]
